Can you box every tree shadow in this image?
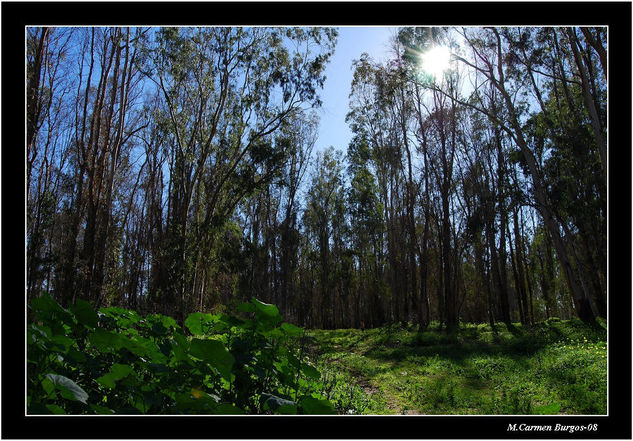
[363,327,549,365]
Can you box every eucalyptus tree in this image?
[444,26,600,322]
[564,28,607,171]
[237,111,318,319]
[388,37,426,326]
[410,78,436,329]
[500,27,606,319]
[346,54,394,323]
[27,26,50,191]
[459,145,496,326]
[405,38,465,329]
[347,135,386,328]
[28,27,147,307]
[472,85,514,327]
[529,224,560,319]
[346,52,419,325]
[274,110,319,319]
[301,147,347,329]
[26,27,75,300]
[421,85,464,330]
[140,27,336,320]
[82,27,146,308]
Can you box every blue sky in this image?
[313,27,398,154]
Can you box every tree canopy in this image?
[27,26,606,329]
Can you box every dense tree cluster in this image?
[27,26,606,329]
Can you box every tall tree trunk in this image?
[508,223,526,325]
[27,27,50,193]
[488,28,598,322]
[566,28,607,172]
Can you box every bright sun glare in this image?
[420,46,451,79]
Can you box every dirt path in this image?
[335,361,421,415]
[311,341,421,414]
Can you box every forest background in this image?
[26,24,607,333]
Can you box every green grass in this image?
[309,318,607,415]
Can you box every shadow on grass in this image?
[312,319,607,415]
[359,319,604,366]
[363,339,543,368]
[311,319,607,415]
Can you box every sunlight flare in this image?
[420,45,451,78]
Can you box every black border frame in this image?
[5,1,631,438]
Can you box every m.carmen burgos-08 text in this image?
[507,423,599,433]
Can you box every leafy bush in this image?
[27,294,334,415]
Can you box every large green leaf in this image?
[277,404,298,414]
[171,333,191,364]
[120,335,166,363]
[41,376,56,398]
[27,402,52,415]
[301,362,321,380]
[88,329,122,353]
[29,324,52,341]
[237,302,255,313]
[299,396,335,415]
[251,298,281,320]
[173,392,217,412]
[281,322,303,337]
[63,348,87,365]
[261,329,284,341]
[28,324,53,358]
[49,334,75,352]
[97,364,135,389]
[29,293,64,316]
[153,313,178,329]
[251,298,281,330]
[71,298,98,328]
[185,312,216,336]
[45,374,89,404]
[99,307,141,328]
[189,338,235,380]
[147,314,178,337]
[190,388,220,403]
[173,332,189,349]
[217,313,243,329]
[30,294,74,327]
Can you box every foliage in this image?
[27,294,335,415]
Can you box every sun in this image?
[420,46,451,79]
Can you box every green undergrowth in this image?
[28,294,337,415]
[310,318,607,415]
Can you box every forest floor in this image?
[309,318,607,415]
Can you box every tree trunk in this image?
[489,28,597,322]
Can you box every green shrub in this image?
[27,294,335,415]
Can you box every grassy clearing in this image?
[309,318,607,415]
